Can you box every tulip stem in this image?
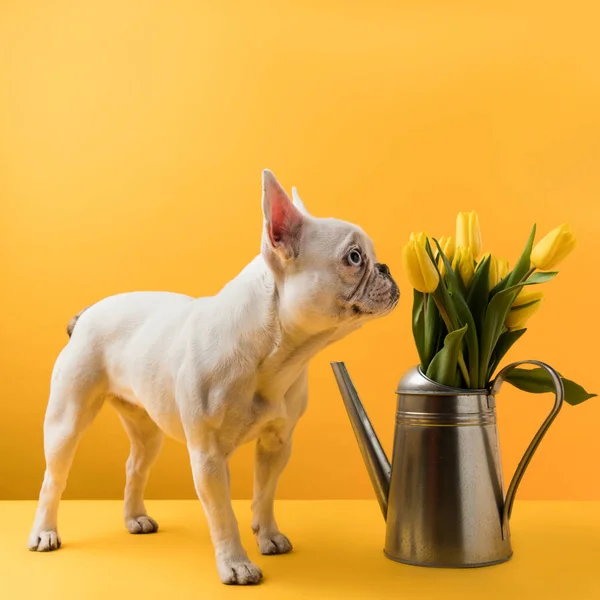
[458,354,471,388]
[524,267,536,280]
[432,294,451,330]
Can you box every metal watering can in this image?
[331,360,563,567]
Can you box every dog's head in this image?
[261,170,399,334]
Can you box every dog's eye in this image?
[347,250,362,267]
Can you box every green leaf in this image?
[506,224,536,287]
[487,328,527,380]
[510,299,541,312]
[502,367,597,406]
[479,284,523,386]
[489,225,539,300]
[526,271,559,284]
[467,254,491,343]
[412,289,427,368]
[427,241,460,330]
[450,291,480,387]
[489,273,510,297]
[426,325,469,388]
[479,267,557,387]
[434,239,479,387]
[423,295,440,371]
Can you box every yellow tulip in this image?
[438,236,455,261]
[477,252,500,287]
[496,258,510,282]
[452,246,475,287]
[409,231,429,245]
[513,286,544,308]
[456,211,482,260]
[436,235,455,277]
[506,299,543,330]
[402,235,440,293]
[530,223,576,271]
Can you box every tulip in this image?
[403,234,440,293]
[506,299,543,330]
[436,235,455,277]
[530,223,576,271]
[456,211,482,260]
[496,257,510,282]
[452,246,475,287]
[437,236,455,261]
[409,231,429,245]
[512,286,544,308]
[477,252,500,287]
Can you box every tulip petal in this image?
[512,286,544,308]
[456,213,469,249]
[505,299,542,330]
[402,242,426,292]
[531,223,577,270]
[415,241,440,293]
[468,212,482,259]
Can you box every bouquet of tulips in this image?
[402,214,595,405]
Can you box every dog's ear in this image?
[262,170,304,261]
[291,187,310,216]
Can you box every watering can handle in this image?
[490,360,564,525]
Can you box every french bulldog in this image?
[28,170,399,584]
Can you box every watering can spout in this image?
[331,362,391,519]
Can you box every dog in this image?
[28,170,399,584]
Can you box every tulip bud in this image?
[456,211,482,260]
[530,223,576,271]
[438,236,455,261]
[452,246,475,287]
[496,258,510,282]
[402,234,440,293]
[477,252,500,287]
[506,298,543,330]
[409,231,430,246]
[512,286,544,308]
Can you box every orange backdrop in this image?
[1,1,599,501]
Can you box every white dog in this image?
[28,170,399,584]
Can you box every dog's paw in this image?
[126,515,159,534]
[257,531,293,555]
[217,556,263,585]
[28,529,61,552]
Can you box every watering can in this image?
[331,360,563,567]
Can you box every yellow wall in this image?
[1,1,599,501]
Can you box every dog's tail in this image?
[67,306,90,338]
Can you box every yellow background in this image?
[1,1,599,501]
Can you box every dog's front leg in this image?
[188,445,262,585]
[251,370,307,555]
[251,434,294,555]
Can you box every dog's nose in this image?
[376,263,391,277]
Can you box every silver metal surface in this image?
[331,360,564,568]
[491,360,564,525]
[331,362,391,517]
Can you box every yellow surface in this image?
[2,500,599,599]
[1,1,600,501]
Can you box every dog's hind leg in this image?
[109,398,163,534]
[28,346,105,552]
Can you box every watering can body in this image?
[331,361,563,568]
